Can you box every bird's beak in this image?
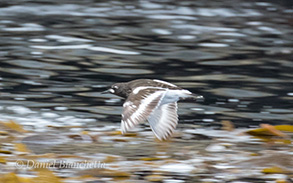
[101,89,114,94]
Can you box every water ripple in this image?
[88,46,140,55]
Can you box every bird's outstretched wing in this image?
[148,102,178,140]
[121,87,166,133]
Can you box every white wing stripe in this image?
[153,79,177,87]
[132,86,167,94]
[130,91,163,122]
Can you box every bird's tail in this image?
[182,93,204,102]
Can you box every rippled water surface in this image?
[0,0,292,182]
[0,0,292,127]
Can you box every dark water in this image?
[0,0,292,129]
[0,1,293,182]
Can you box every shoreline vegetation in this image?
[0,120,292,182]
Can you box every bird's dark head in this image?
[102,83,131,98]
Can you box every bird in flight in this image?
[103,79,203,140]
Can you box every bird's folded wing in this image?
[121,88,166,133]
[148,102,178,140]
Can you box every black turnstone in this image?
[103,79,203,140]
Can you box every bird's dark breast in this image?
[115,92,127,98]
[116,89,131,99]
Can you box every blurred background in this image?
[0,0,292,182]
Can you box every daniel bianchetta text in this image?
[15,160,107,169]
